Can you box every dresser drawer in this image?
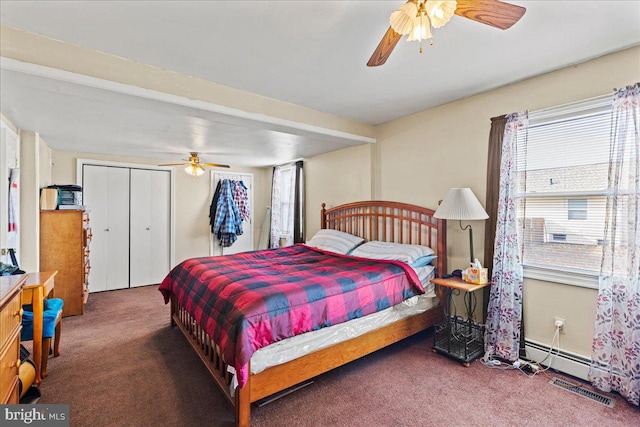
[0,329,20,402]
[0,292,22,350]
[3,376,20,404]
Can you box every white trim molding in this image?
[525,339,591,381]
[524,265,600,289]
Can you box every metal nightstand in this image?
[431,276,491,366]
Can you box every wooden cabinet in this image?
[0,274,25,404]
[40,210,91,316]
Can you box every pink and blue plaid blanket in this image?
[159,244,424,388]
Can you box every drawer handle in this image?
[13,308,24,317]
[10,359,21,369]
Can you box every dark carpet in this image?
[35,285,638,426]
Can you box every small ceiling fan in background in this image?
[368,0,526,66]
[159,152,230,176]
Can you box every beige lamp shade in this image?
[434,188,488,220]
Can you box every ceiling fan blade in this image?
[454,0,526,30]
[367,26,403,67]
[203,163,231,168]
[158,163,188,166]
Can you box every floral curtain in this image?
[589,83,640,406]
[484,111,528,361]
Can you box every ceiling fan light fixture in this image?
[407,12,432,42]
[389,1,418,35]
[185,163,205,176]
[369,0,526,67]
[425,0,457,28]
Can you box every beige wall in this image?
[304,144,373,239]
[51,150,271,265]
[38,140,52,187]
[370,46,640,356]
[19,131,51,272]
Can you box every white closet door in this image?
[83,165,130,292]
[130,169,170,287]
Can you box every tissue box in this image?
[463,267,488,285]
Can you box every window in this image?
[278,166,295,235]
[517,97,612,277]
[567,199,588,220]
[270,161,304,247]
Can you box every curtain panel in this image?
[484,111,528,362]
[484,115,508,276]
[270,161,304,248]
[589,83,640,406]
[483,115,508,322]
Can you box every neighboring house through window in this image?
[516,96,611,286]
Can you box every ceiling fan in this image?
[367,0,526,67]
[160,152,230,176]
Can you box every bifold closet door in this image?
[82,165,130,292]
[130,169,170,287]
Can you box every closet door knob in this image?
[105,228,110,232]
[145,227,151,230]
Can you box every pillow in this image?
[410,254,438,268]
[306,229,365,255]
[350,241,435,266]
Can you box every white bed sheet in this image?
[249,265,438,374]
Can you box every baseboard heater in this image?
[524,339,591,381]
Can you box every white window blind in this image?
[516,97,613,274]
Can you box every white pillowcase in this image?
[350,241,435,265]
[306,229,365,255]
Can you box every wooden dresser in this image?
[0,274,26,404]
[40,210,92,316]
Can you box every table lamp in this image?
[433,188,489,264]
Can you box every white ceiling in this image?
[1,1,639,166]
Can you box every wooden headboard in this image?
[321,201,447,277]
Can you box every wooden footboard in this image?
[172,293,442,426]
[172,296,235,406]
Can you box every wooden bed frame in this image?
[169,201,447,426]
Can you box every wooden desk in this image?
[21,271,57,385]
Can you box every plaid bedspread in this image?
[159,244,424,388]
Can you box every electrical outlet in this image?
[554,316,565,333]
